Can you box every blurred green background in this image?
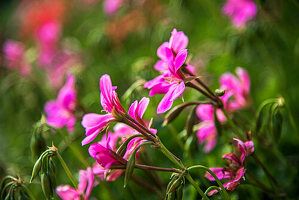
[1,0,299,199]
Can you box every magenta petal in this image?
[157,87,175,114]
[236,67,250,94]
[169,28,189,53]
[56,185,80,200]
[174,49,188,72]
[224,167,245,191]
[136,97,150,119]
[157,42,170,60]
[154,60,168,72]
[128,100,138,120]
[169,82,185,101]
[196,104,214,121]
[205,168,225,181]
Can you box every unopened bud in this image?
[215,89,225,97]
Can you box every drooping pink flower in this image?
[45,75,76,132]
[222,0,257,28]
[81,74,125,145]
[56,167,94,200]
[3,40,31,75]
[205,138,254,195]
[220,67,250,111]
[103,0,122,15]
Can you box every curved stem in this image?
[185,174,210,200]
[204,186,222,197]
[56,151,78,189]
[188,165,230,200]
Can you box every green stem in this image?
[56,152,78,189]
[57,129,89,167]
[22,184,37,200]
[221,108,245,140]
[251,153,280,188]
[158,140,209,200]
[168,124,185,150]
[285,102,299,139]
[188,165,230,200]
[185,174,210,200]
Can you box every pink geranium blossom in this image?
[145,29,195,114]
[88,97,155,169]
[222,0,257,28]
[81,74,125,145]
[220,67,251,111]
[196,67,250,152]
[45,75,76,132]
[56,167,94,200]
[3,40,31,75]
[205,138,254,196]
[196,91,232,152]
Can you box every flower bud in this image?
[30,155,42,183]
[41,172,53,199]
[215,89,225,97]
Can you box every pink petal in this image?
[157,42,170,60]
[169,28,189,53]
[136,97,150,119]
[56,185,80,200]
[196,104,214,121]
[174,49,188,72]
[154,60,168,72]
[236,67,250,94]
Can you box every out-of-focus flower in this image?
[222,0,257,28]
[220,67,251,110]
[196,67,251,152]
[205,138,254,196]
[18,0,66,37]
[56,167,94,200]
[45,75,76,132]
[3,40,31,75]
[103,0,122,15]
[196,91,232,152]
[81,74,125,145]
[35,20,61,67]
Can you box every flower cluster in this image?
[205,138,254,196]
[196,67,250,152]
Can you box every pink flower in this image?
[56,167,94,200]
[145,49,188,114]
[89,136,123,169]
[45,75,76,132]
[81,74,125,145]
[205,138,254,195]
[3,40,31,75]
[35,21,61,67]
[220,67,250,111]
[196,91,232,152]
[145,29,192,114]
[103,0,122,15]
[222,0,257,28]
